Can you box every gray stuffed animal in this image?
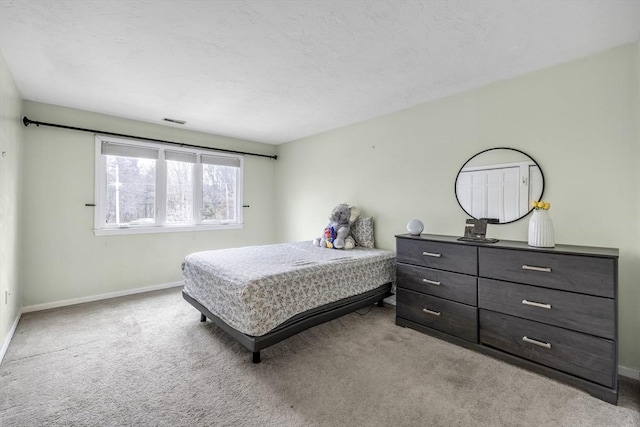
[313,203,355,249]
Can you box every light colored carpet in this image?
[1,288,638,426]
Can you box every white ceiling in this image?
[1,1,639,145]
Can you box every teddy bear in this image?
[313,203,355,249]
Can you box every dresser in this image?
[395,234,619,404]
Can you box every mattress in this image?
[182,241,396,336]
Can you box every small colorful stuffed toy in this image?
[323,225,337,248]
[313,203,355,249]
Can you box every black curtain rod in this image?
[22,116,278,160]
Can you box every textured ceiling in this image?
[1,1,639,144]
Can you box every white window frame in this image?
[94,135,243,236]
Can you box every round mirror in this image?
[454,147,544,224]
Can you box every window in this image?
[94,135,243,235]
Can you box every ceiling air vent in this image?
[162,117,187,125]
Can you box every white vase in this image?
[528,209,555,248]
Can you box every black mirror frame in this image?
[454,147,545,225]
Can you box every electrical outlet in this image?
[4,290,9,305]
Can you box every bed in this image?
[181,241,395,363]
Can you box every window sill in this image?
[93,223,243,236]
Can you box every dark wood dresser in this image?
[395,233,619,404]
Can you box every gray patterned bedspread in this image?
[182,241,395,336]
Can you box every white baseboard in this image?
[21,281,184,314]
[0,308,23,365]
[619,365,640,381]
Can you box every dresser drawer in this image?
[478,278,615,339]
[480,310,615,388]
[478,247,615,298]
[397,238,477,275]
[396,288,478,342]
[397,263,477,306]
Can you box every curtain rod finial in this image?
[22,117,40,127]
[22,116,31,127]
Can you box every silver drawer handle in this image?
[423,252,442,258]
[422,279,441,286]
[422,308,441,316]
[522,299,552,309]
[522,264,552,273]
[522,336,552,349]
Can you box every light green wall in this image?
[20,101,278,306]
[275,43,640,371]
[0,51,23,348]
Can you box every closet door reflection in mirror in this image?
[455,148,544,224]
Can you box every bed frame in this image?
[183,282,392,363]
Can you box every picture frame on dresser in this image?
[395,233,619,404]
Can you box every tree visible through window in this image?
[202,164,237,222]
[105,156,156,225]
[166,160,193,223]
[95,136,243,234]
